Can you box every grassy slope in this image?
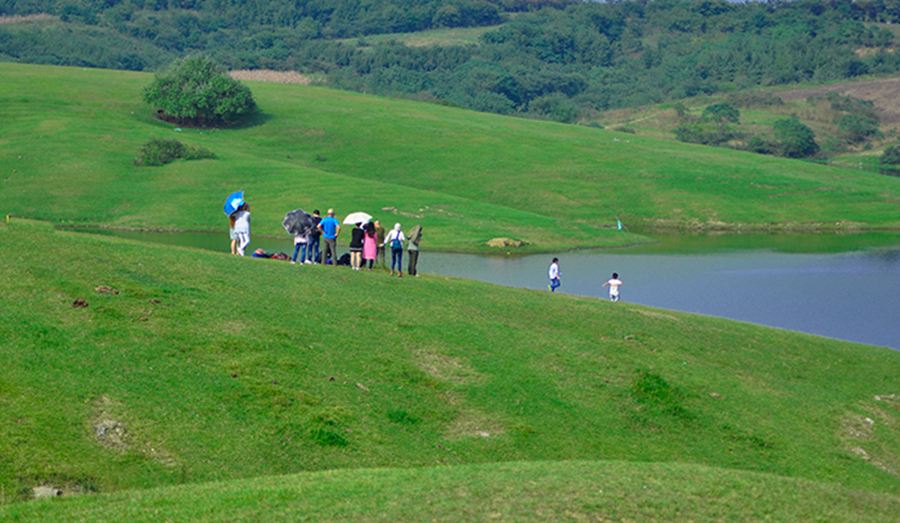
[2,63,900,254]
[4,461,900,522]
[0,220,898,510]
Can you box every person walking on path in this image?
[407,224,422,277]
[318,209,341,265]
[363,222,378,271]
[384,223,406,277]
[548,257,561,292]
[374,220,386,268]
[291,231,309,264]
[232,203,251,256]
[602,273,623,302]
[349,222,365,270]
[307,210,322,263]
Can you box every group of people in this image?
[548,258,623,301]
[227,203,422,277]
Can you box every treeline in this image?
[3,0,900,120]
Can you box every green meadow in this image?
[1,63,900,519]
[0,220,898,520]
[2,62,900,255]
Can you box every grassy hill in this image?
[2,62,900,256]
[0,219,898,518]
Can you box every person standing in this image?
[307,210,322,264]
[318,208,341,265]
[374,220,386,268]
[384,223,406,277]
[228,215,238,255]
[363,222,378,271]
[407,224,422,277]
[548,257,561,292]
[602,272,623,302]
[349,222,364,271]
[232,203,251,256]
[291,231,309,264]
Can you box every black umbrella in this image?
[283,209,314,236]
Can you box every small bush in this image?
[613,126,636,134]
[133,138,215,167]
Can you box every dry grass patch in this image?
[415,350,483,384]
[229,70,320,85]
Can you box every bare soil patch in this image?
[229,70,319,85]
[773,77,900,130]
[0,14,56,25]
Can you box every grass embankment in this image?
[5,461,900,522]
[0,220,898,518]
[2,63,900,254]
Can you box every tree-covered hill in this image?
[4,0,900,122]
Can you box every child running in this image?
[602,272,623,301]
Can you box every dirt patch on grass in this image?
[839,395,900,477]
[415,351,483,384]
[92,394,178,467]
[0,14,56,25]
[773,77,900,130]
[443,408,504,440]
[229,70,320,85]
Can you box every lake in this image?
[67,228,900,350]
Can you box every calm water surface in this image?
[70,228,900,350]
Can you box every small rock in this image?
[72,298,88,308]
[710,392,722,398]
[94,285,119,295]
[33,486,61,499]
[486,237,524,248]
[231,373,238,378]
[149,299,161,304]
[357,382,370,392]
[327,376,335,382]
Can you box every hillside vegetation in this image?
[0,219,898,518]
[5,1,900,123]
[2,62,900,246]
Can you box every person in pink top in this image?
[363,222,378,271]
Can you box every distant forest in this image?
[4,0,900,121]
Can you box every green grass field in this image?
[2,63,900,257]
[2,63,900,519]
[0,219,898,519]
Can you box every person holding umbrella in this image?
[349,222,365,270]
[384,223,406,277]
[318,209,341,265]
[224,190,245,255]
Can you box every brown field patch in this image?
[773,77,900,129]
[0,14,55,25]
[229,70,320,85]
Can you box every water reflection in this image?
[65,227,900,350]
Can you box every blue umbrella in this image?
[224,191,244,215]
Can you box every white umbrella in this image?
[343,211,372,225]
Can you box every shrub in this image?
[879,144,900,166]
[133,138,216,166]
[142,55,258,127]
[773,118,819,158]
[838,114,881,143]
[701,103,740,123]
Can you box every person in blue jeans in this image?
[548,257,561,292]
[384,223,406,277]
[307,210,321,263]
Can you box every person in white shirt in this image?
[548,258,561,292]
[603,272,623,301]
[231,203,251,256]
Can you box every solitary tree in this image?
[142,55,257,127]
[773,117,819,158]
